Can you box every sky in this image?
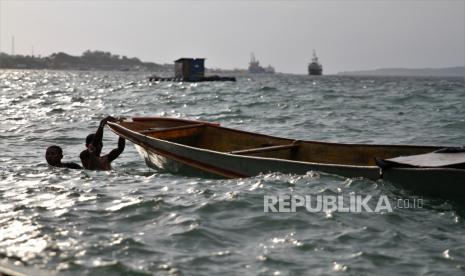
[0,0,464,74]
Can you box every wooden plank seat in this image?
[141,123,206,134]
[230,142,300,155]
[141,123,206,139]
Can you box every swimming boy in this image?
[45,145,82,169]
[80,116,125,170]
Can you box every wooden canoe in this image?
[107,117,449,180]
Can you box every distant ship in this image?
[248,53,275,74]
[308,50,323,75]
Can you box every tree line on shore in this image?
[0,50,172,71]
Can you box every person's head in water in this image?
[45,145,82,169]
[86,133,102,155]
[45,145,63,166]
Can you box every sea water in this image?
[1,70,465,275]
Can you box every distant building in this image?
[149,57,236,82]
[174,58,205,81]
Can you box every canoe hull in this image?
[111,122,381,179]
[134,144,223,178]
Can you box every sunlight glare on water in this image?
[1,70,465,275]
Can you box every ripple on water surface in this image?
[1,71,465,275]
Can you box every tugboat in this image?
[308,49,323,75]
[248,53,275,74]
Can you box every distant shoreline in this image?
[0,50,251,75]
[1,50,463,78]
[0,50,173,72]
[338,67,465,77]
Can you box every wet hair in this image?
[86,134,95,146]
[47,145,63,155]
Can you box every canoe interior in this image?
[117,118,441,166]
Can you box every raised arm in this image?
[91,116,111,146]
[91,116,117,147]
[107,137,125,162]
